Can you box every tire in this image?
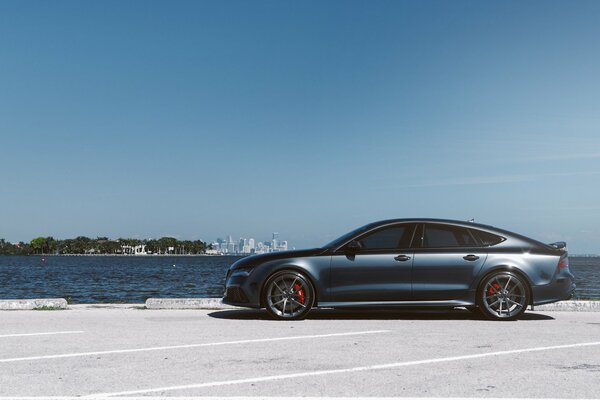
[477,271,530,321]
[263,270,314,320]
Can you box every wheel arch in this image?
[476,264,533,306]
[259,265,319,308]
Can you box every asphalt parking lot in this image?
[0,306,599,399]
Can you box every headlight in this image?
[230,266,255,277]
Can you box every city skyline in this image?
[209,232,290,255]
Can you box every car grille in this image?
[225,287,249,303]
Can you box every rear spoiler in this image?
[549,241,567,250]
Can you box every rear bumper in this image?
[532,270,576,306]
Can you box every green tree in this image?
[158,237,178,254]
[0,239,17,255]
[3,235,208,255]
[30,237,46,254]
[191,240,207,254]
[98,240,120,254]
[145,239,159,254]
[71,236,93,254]
[45,237,57,254]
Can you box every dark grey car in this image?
[223,219,575,320]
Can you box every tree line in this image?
[0,237,209,255]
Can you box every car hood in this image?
[229,248,327,270]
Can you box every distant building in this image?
[122,244,147,255]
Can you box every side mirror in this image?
[345,240,362,254]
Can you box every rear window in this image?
[423,224,477,248]
[472,229,505,246]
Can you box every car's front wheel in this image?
[263,270,314,320]
[477,271,530,321]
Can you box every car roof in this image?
[369,218,497,230]
[367,218,527,239]
[368,218,550,248]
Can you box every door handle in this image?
[394,255,411,262]
[463,254,480,261]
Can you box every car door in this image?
[411,223,487,301]
[329,223,416,302]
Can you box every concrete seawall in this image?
[0,298,68,310]
[534,300,600,312]
[145,298,237,310]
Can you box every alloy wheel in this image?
[264,271,313,320]
[480,272,529,320]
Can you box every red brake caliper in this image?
[488,282,501,295]
[294,283,305,304]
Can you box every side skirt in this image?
[317,299,474,308]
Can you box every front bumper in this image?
[222,273,261,308]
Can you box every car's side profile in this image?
[223,219,575,320]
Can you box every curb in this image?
[145,298,600,311]
[69,304,145,310]
[145,298,238,310]
[0,298,68,310]
[534,300,600,312]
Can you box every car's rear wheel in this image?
[478,271,529,321]
[263,270,313,320]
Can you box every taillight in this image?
[557,255,569,269]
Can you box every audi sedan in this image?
[223,219,575,320]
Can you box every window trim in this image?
[410,223,424,249]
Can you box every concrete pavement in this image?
[0,307,599,398]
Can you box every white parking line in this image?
[88,340,600,397]
[0,331,84,338]
[2,398,600,400]
[0,330,388,363]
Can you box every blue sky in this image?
[1,0,599,252]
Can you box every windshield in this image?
[322,223,376,249]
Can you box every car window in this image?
[322,222,377,249]
[358,225,410,250]
[472,229,505,246]
[423,224,477,248]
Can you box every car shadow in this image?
[208,308,555,321]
